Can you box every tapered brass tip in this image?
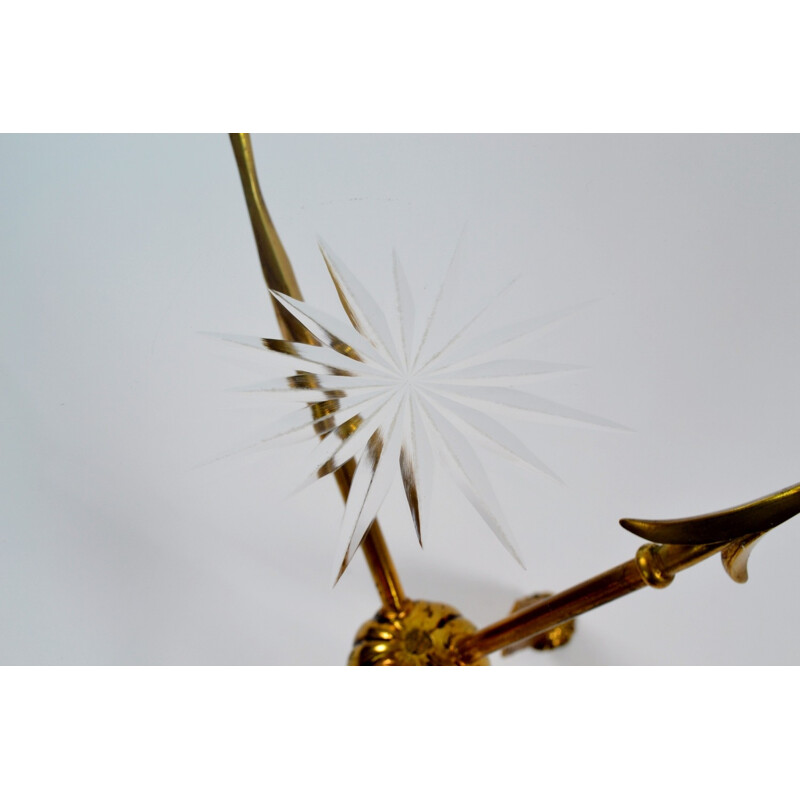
[620,480,800,545]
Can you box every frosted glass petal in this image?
[334,396,406,576]
[399,393,435,545]
[238,373,395,397]
[392,249,417,370]
[414,274,518,373]
[427,358,580,383]
[410,231,469,372]
[298,390,398,489]
[418,395,524,566]
[319,241,403,370]
[271,291,395,372]
[215,334,385,377]
[428,303,591,375]
[423,390,561,482]
[436,384,626,430]
[260,392,388,444]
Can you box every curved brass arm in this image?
[228,133,406,612]
[455,480,800,663]
[620,480,800,545]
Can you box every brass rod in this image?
[456,541,725,663]
[228,133,406,612]
[335,464,406,612]
[229,134,307,342]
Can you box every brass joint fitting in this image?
[635,544,674,589]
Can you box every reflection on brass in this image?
[455,543,723,664]
[721,531,769,584]
[229,134,308,344]
[311,398,341,436]
[635,544,675,588]
[502,593,575,656]
[287,373,344,394]
[291,372,349,438]
[399,445,422,545]
[319,247,363,338]
[336,415,363,440]
[258,338,356,375]
[348,599,489,666]
[620,480,800,545]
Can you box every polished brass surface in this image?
[620,480,800,545]
[635,544,675,588]
[456,545,727,663]
[229,134,307,343]
[721,531,769,584]
[349,599,489,666]
[229,133,406,613]
[456,560,646,663]
[456,480,800,662]
[501,593,576,656]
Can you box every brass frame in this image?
[229,133,800,665]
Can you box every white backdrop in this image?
[2,134,799,664]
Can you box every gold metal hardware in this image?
[721,531,769,584]
[620,481,800,545]
[635,544,675,588]
[456,482,800,664]
[348,600,489,666]
[501,593,576,656]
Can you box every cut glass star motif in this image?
[223,242,619,577]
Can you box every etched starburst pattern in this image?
[224,242,617,577]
